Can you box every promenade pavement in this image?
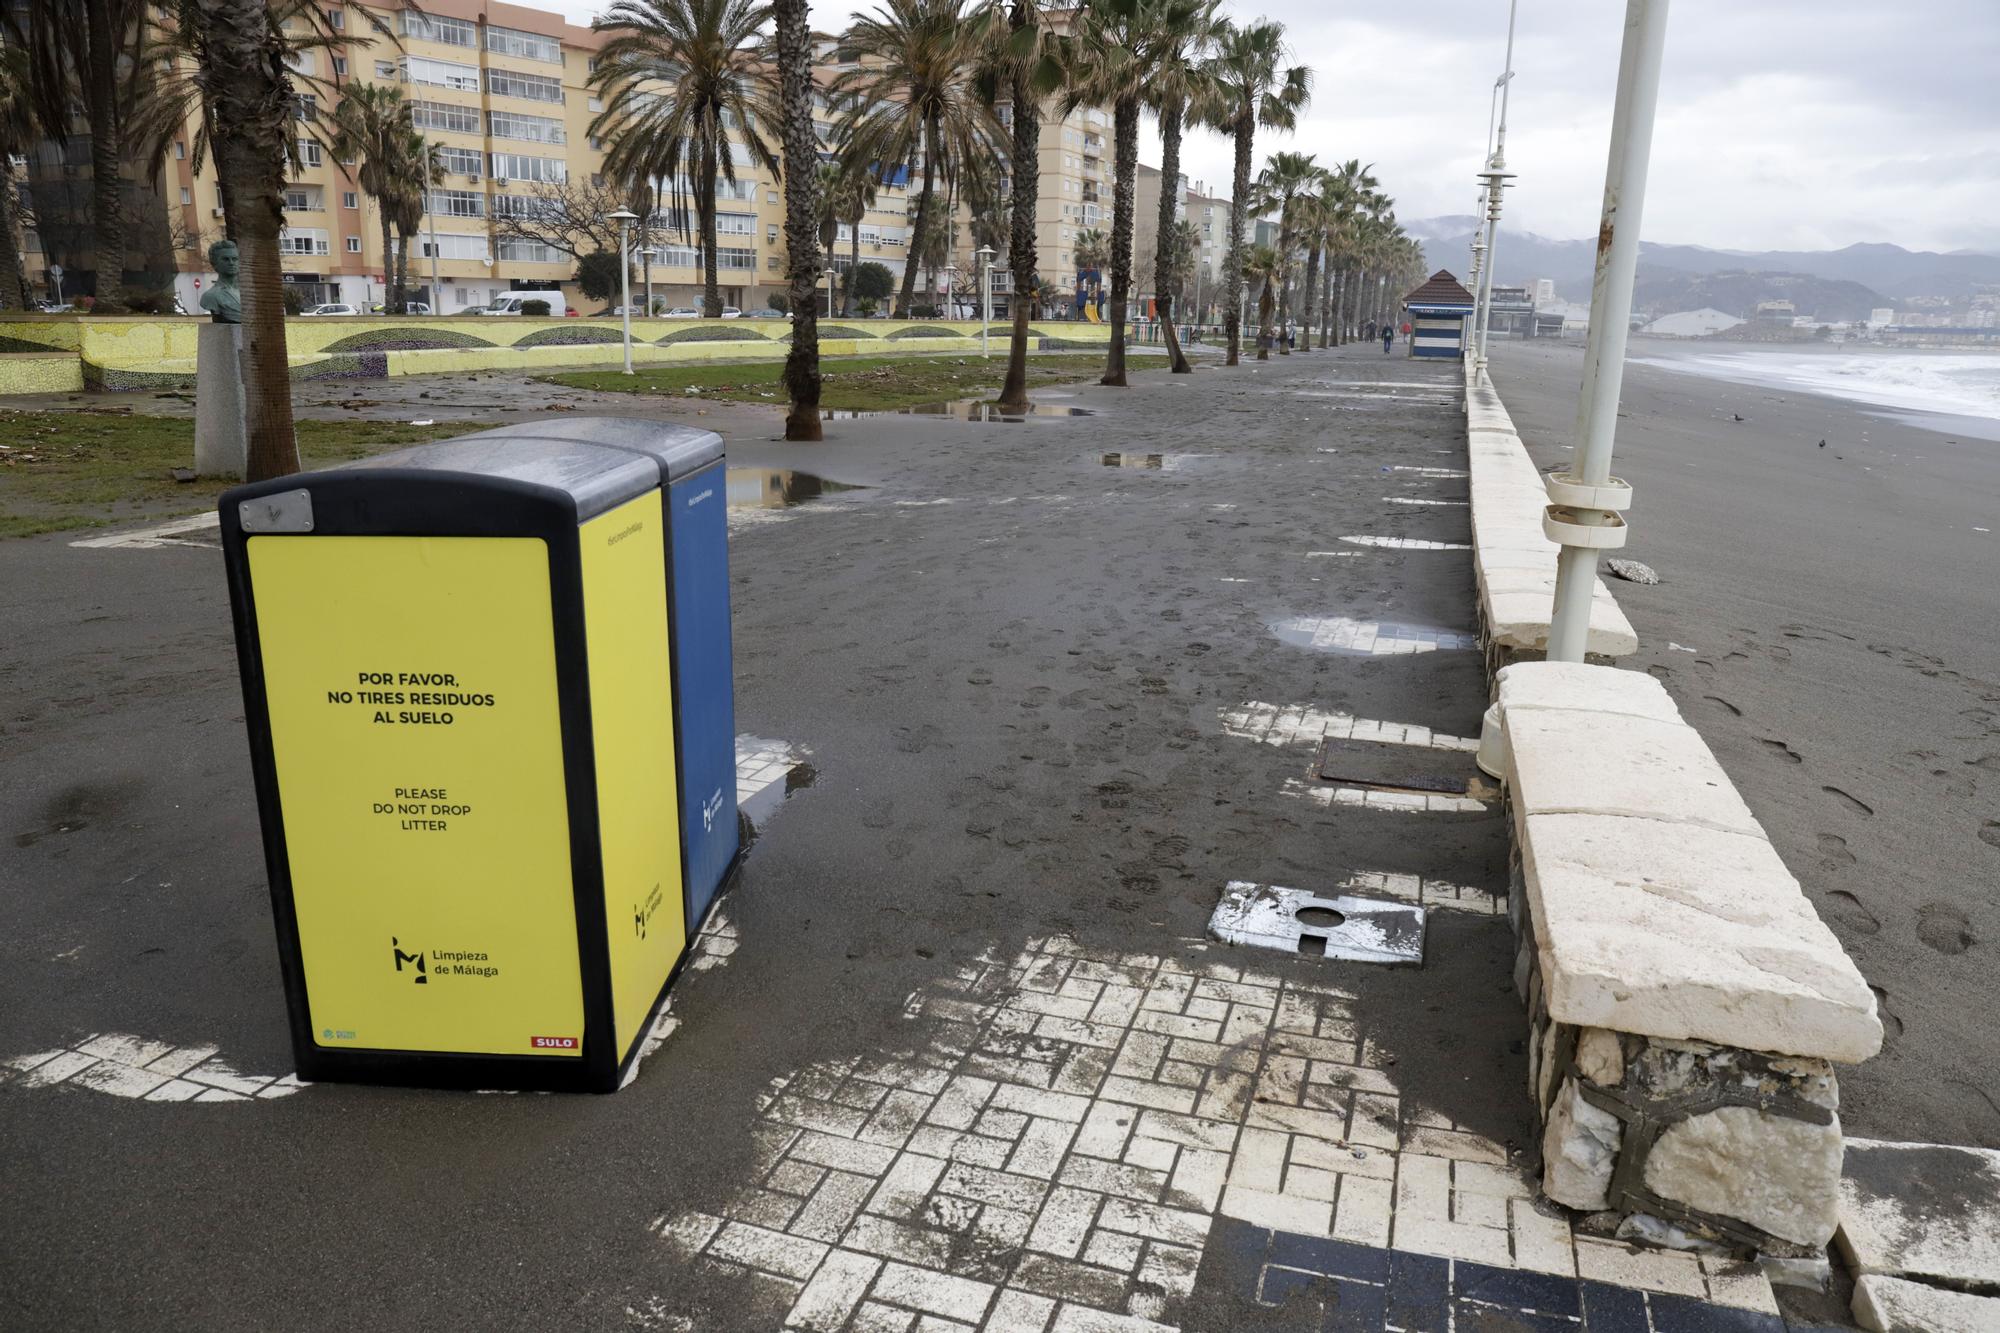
[1,347,1838,1330]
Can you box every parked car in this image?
[745,309,787,319]
[719,307,742,319]
[478,292,567,316]
[662,306,700,318]
[301,302,360,317]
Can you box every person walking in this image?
[1381,323,1394,355]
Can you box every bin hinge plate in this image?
[240,489,315,534]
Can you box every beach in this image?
[1491,337,2000,1149]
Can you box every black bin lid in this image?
[456,419,724,482]
[349,436,662,521]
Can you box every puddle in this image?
[735,735,817,835]
[726,468,867,509]
[822,398,1093,422]
[1269,615,1478,656]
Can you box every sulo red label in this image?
[530,1035,579,1050]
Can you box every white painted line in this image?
[1271,616,1478,655]
[1280,776,1492,813]
[1338,536,1471,551]
[1217,702,1478,752]
[70,511,222,550]
[1384,497,1469,507]
[1388,466,1470,478]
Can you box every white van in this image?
[479,292,567,316]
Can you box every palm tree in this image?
[0,38,39,309]
[1244,240,1278,360]
[772,0,821,439]
[1314,159,1375,346]
[591,0,776,318]
[1200,19,1308,367]
[1073,226,1108,274]
[834,0,1000,318]
[1141,0,1219,374]
[386,134,444,313]
[983,0,1063,413]
[328,83,419,314]
[1250,150,1320,354]
[1062,0,1148,385]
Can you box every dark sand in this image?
[1492,338,2000,1149]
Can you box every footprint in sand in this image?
[1977,820,2000,850]
[1704,696,1743,717]
[1870,985,1904,1044]
[1823,786,1875,817]
[1916,903,1975,956]
[1759,738,1804,764]
[1823,889,1879,936]
[1818,833,1857,868]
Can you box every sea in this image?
[1629,343,2000,440]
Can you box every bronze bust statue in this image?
[200,240,242,324]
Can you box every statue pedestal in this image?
[195,322,247,479]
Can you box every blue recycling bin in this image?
[460,420,740,935]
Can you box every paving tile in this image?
[1267,1232,1389,1283]
[1579,1279,1651,1333]
[869,1261,996,1324]
[984,1289,1058,1333]
[1455,1259,1581,1316]
[1645,1291,1788,1333]
[1010,1252,1131,1309]
[784,1248,882,1332]
[1451,1299,1571,1332]
[1219,1184,1331,1236]
[704,1221,829,1281]
[1025,1186,1102,1259]
[1696,1254,1780,1315]
[1331,1176,1392,1249]
[1323,1277,1389,1333]
[1573,1236,1706,1297]
[1385,1249,1451,1333]
[1059,1155,1168,1203]
[1258,1265,1326,1311]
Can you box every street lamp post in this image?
[943,263,959,319]
[824,265,838,317]
[640,246,657,315]
[974,245,995,357]
[1546,0,1669,663]
[607,207,639,374]
[1473,0,1519,376]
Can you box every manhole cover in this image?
[1209,881,1425,966]
[1314,736,1476,795]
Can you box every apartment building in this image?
[25,0,1175,317]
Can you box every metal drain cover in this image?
[1209,881,1425,965]
[1314,736,1476,794]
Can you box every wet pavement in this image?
[0,349,1820,1329]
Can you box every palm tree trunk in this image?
[378,208,394,313]
[996,33,1037,414]
[1101,95,1137,387]
[845,224,860,316]
[1257,278,1272,360]
[1299,241,1319,354]
[1154,102,1190,374]
[1223,112,1251,367]
[898,115,939,319]
[83,0,125,310]
[699,143,720,317]
[1275,222,1293,355]
[394,222,410,313]
[0,165,26,310]
[774,0,821,441]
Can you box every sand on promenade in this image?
[1491,338,2000,1150]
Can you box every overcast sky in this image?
[544,0,2000,255]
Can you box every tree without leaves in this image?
[1198,18,1308,367]
[834,0,1000,318]
[492,176,665,263]
[589,0,777,318]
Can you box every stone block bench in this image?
[1490,660,1881,1253]
[1465,369,1638,673]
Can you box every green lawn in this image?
[0,413,479,539]
[542,351,1158,410]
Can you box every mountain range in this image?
[1409,216,2000,308]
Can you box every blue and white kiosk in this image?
[1402,270,1477,359]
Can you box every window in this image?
[437,146,482,177]
[325,8,343,29]
[401,12,475,46]
[489,111,565,144]
[715,212,755,236]
[298,140,323,167]
[426,189,485,218]
[174,140,186,159]
[346,236,362,252]
[277,227,331,256]
[496,239,563,263]
[767,256,779,271]
[485,24,561,62]
[404,57,480,91]
[587,96,602,112]
[488,69,563,103]
[332,56,347,76]
[284,188,321,211]
[766,225,777,244]
[375,59,397,78]
[179,186,192,205]
[293,94,318,121]
[489,152,566,183]
[398,232,489,261]
[410,100,480,134]
[342,190,358,208]
[493,193,556,219]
